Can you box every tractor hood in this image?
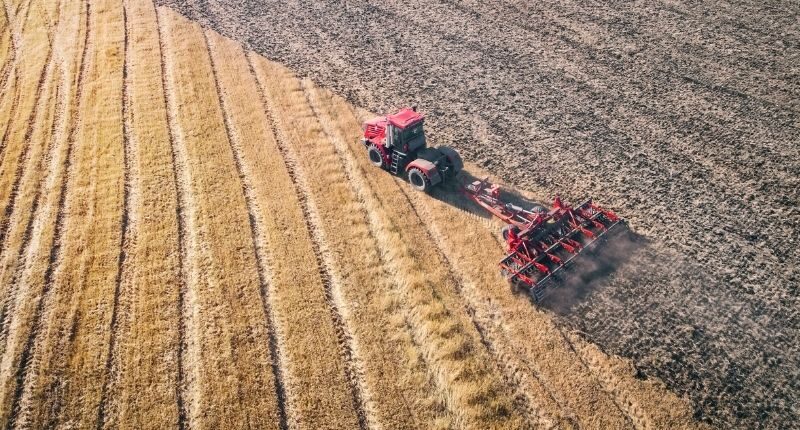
[386,108,424,129]
[363,117,387,140]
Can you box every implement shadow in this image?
[424,171,649,313]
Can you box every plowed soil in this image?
[155,1,799,428]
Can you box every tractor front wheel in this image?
[407,168,431,192]
[368,145,386,168]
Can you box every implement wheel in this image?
[501,224,520,241]
[408,168,430,192]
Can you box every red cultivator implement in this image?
[464,179,623,302]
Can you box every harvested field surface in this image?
[0,0,788,429]
[155,0,800,428]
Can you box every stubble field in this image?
[0,0,715,428]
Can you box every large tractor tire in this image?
[368,145,386,168]
[437,146,463,175]
[407,168,431,192]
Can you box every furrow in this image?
[0,67,20,167]
[95,0,133,426]
[3,0,91,426]
[246,53,369,430]
[0,62,13,112]
[0,59,12,100]
[154,8,194,428]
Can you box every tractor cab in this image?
[362,107,462,192]
[385,108,427,153]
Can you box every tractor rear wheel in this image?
[438,146,463,175]
[408,168,430,192]
[368,145,386,168]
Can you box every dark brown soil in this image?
[156,0,799,427]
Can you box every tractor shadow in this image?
[426,171,537,222]
[428,171,650,313]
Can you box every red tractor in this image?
[362,107,462,191]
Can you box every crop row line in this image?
[5,0,91,427]
[0,0,33,166]
[0,0,62,270]
[154,7,192,428]
[95,0,134,426]
[249,55,370,430]
[203,29,289,430]
[0,38,63,367]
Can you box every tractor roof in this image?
[386,108,424,129]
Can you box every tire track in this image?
[0,60,13,108]
[0,0,61,262]
[0,0,17,95]
[0,0,21,92]
[250,57,369,430]
[302,84,557,428]
[0,68,63,363]
[0,0,32,165]
[5,0,91,427]
[95,1,132,426]
[154,8,190,429]
[203,31,289,430]
[0,70,20,168]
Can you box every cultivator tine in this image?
[530,284,546,302]
[478,181,625,303]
